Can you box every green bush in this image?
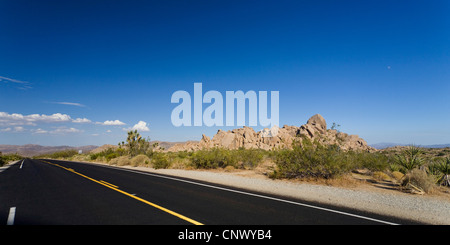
[152,152,171,169]
[90,153,100,160]
[0,156,5,167]
[34,150,78,159]
[272,140,347,179]
[0,153,23,166]
[271,139,389,179]
[349,151,391,171]
[89,148,123,162]
[191,148,238,169]
[236,148,265,169]
[105,152,120,162]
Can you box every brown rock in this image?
[167,114,376,152]
[306,114,327,134]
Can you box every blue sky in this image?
[0,0,449,146]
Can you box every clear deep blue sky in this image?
[0,0,449,146]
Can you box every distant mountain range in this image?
[0,141,186,157]
[0,144,99,157]
[370,142,450,149]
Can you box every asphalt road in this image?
[0,158,420,225]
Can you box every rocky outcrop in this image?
[167,114,375,152]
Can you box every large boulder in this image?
[306,114,327,134]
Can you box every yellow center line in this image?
[99,180,119,188]
[41,160,203,225]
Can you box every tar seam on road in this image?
[41,160,203,225]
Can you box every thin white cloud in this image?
[0,76,29,84]
[53,102,86,107]
[32,127,82,135]
[123,121,150,132]
[72,118,92,123]
[0,127,26,132]
[51,127,82,134]
[13,126,25,132]
[98,120,126,126]
[33,128,48,134]
[0,75,32,89]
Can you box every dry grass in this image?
[130,154,150,167]
[109,156,130,166]
[402,169,436,193]
[373,171,391,182]
[391,171,404,182]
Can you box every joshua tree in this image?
[119,130,151,157]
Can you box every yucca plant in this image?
[395,145,424,173]
[430,157,450,186]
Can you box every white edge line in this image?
[7,207,16,225]
[0,160,21,173]
[66,161,400,225]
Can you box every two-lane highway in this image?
[0,158,418,225]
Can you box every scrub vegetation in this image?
[36,131,450,194]
[0,152,23,167]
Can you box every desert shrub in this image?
[236,148,265,169]
[191,148,238,169]
[89,147,122,162]
[352,151,391,171]
[176,151,192,159]
[272,139,350,179]
[105,152,120,162]
[108,157,119,165]
[109,156,130,166]
[90,153,100,160]
[224,165,235,172]
[389,163,401,172]
[70,154,90,162]
[0,156,5,167]
[34,150,78,159]
[391,171,405,181]
[130,154,151,167]
[152,152,171,169]
[373,171,391,181]
[271,138,390,180]
[0,153,23,166]
[437,151,446,157]
[402,169,436,193]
